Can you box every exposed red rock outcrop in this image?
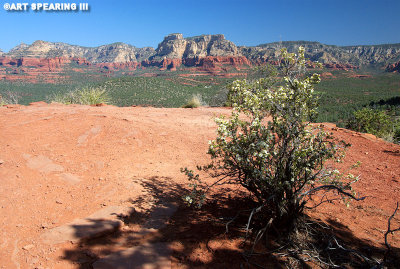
[323,63,358,70]
[97,61,140,71]
[0,56,75,83]
[0,56,69,70]
[0,57,21,67]
[138,58,183,71]
[71,57,90,66]
[320,72,334,78]
[20,57,67,71]
[140,56,250,72]
[160,58,182,71]
[0,53,360,84]
[184,56,250,68]
[386,61,400,72]
[348,74,372,78]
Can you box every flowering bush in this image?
[184,47,361,233]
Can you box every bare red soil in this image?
[0,103,399,268]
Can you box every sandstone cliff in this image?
[2,35,400,83]
[5,36,400,67]
[152,33,240,61]
[240,41,400,67]
[7,40,156,63]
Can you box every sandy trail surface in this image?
[0,103,399,268]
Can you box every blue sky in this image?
[1,0,399,52]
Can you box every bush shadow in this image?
[61,176,400,268]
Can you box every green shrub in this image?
[0,91,20,105]
[75,86,110,105]
[48,86,110,105]
[0,96,6,106]
[47,91,76,104]
[183,47,360,234]
[346,108,393,138]
[182,94,203,108]
[394,120,400,144]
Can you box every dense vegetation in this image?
[0,75,233,107]
[1,68,399,136]
[314,71,400,124]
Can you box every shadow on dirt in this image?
[383,149,400,157]
[61,176,400,268]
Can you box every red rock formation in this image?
[220,72,248,78]
[323,63,357,70]
[182,56,251,72]
[386,61,400,72]
[97,61,140,71]
[0,56,91,83]
[0,57,21,67]
[159,58,182,71]
[320,72,334,78]
[140,56,251,72]
[348,74,372,78]
[0,55,252,83]
[71,57,91,66]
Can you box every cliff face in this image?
[240,41,400,67]
[153,33,240,61]
[7,40,156,63]
[341,45,400,65]
[5,36,400,67]
[2,35,400,83]
[5,34,242,64]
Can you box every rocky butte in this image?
[1,34,400,83]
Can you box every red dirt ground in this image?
[0,103,399,268]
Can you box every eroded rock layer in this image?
[1,34,400,83]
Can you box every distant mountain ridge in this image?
[3,34,400,66]
[1,34,400,83]
[244,41,400,66]
[6,40,156,63]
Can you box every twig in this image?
[245,204,266,237]
[225,208,253,233]
[331,236,373,263]
[384,202,400,263]
[301,184,366,201]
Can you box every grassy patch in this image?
[1,69,399,127]
[47,86,110,105]
[182,94,205,108]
